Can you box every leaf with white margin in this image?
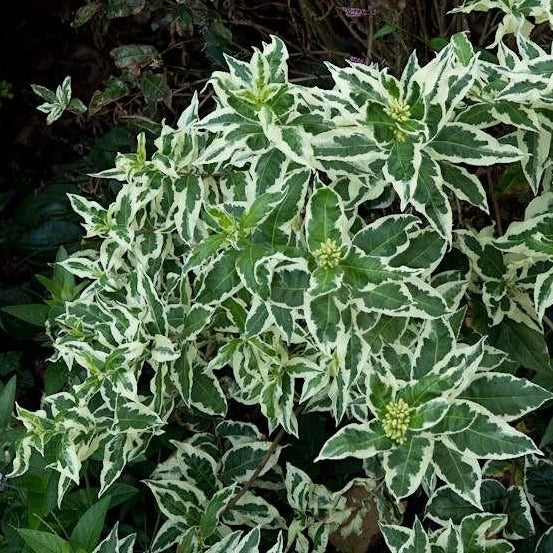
[68,194,108,237]
[400,366,463,407]
[433,523,462,553]
[439,161,489,213]
[381,524,411,553]
[429,401,478,435]
[460,372,552,421]
[316,420,393,461]
[399,518,430,553]
[164,441,219,497]
[517,128,551,194]
[383,434,434,500]
[352,214,419,257]
[410,398,450,432]
[534,265,553,320]
[312,130,384,166]
[447,410,540,460]
[264,123,316,168]
[263,35,288,83]
[305,186,349,253]
[380,524,413,553]
[217,417,260,439]
[390,228,447,272]
[402,280,449,319]
[144,479,205,524]
[204,531,243,553]
[241,190,286,230]
[459,513,513,553]
[366,362,395,415]
[304,291,343,350]
[190,364,227,416]
[91,522,136,553]
[223,490,284,529]
[99,433,134,496]
[384,141,422,208]
[254,168,310,247]
[309,265,344,298]
[196,249,242,305]
[212,527,261,553]
[411,317,456,379]
[428,123,523,165]
[410,153,453,240]
[222,441,281,486]
[536,527,553,553]
[503,485,535,540]
[524,455,553,525]
[358,282,412,314]
[432,440,482,507]
[150,520,188,553]
[173,174,203,243]
[199,485,237,539]
[285,463,311,512]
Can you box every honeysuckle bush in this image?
[6,5,553,551]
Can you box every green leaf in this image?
[0,375,16,430]
[69,496,111,552]
[140,72,168,110]
[18,530,71,553]
[110,44,158,71]
[72,2,101,27]
[2,304,49,326]
[374,24,398,40]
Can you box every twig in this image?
[283,535,297,553]
[487,168,503,235]
[543,315,553,334]
[222,403,305,515]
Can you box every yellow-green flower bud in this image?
[314,238,343,269]
[382,398,411,445]
[385,98,412,123]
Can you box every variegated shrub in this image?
[7,10,553,552]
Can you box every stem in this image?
[543,315,553,334]
[487,168,503,235]
[283,535,297,553]
[221,403,305,515]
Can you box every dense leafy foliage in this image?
[3,2,553,552]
